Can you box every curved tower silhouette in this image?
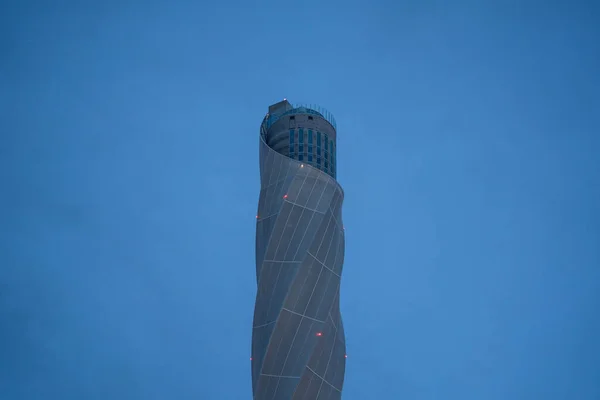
[252,100,346,399]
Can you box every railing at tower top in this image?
[262,104,337,132]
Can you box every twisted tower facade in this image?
[252,100,346,399]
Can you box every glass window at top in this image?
[329,141,334,169]
[317,131,321,146]
[308,130,313,144]
[331,147,335,175]
[299,129,304,143]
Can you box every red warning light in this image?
[283,194,288,199]
[256,215,259,219]
[316,332,323,337]
[250,357,253,361]
[344,354,348,358]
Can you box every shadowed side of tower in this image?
[252,100,346,399]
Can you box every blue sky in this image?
[1,1,599,399]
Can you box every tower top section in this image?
[264,99,337,131]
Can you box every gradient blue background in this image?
[1,1,599,399]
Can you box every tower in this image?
[251,100,346,399]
